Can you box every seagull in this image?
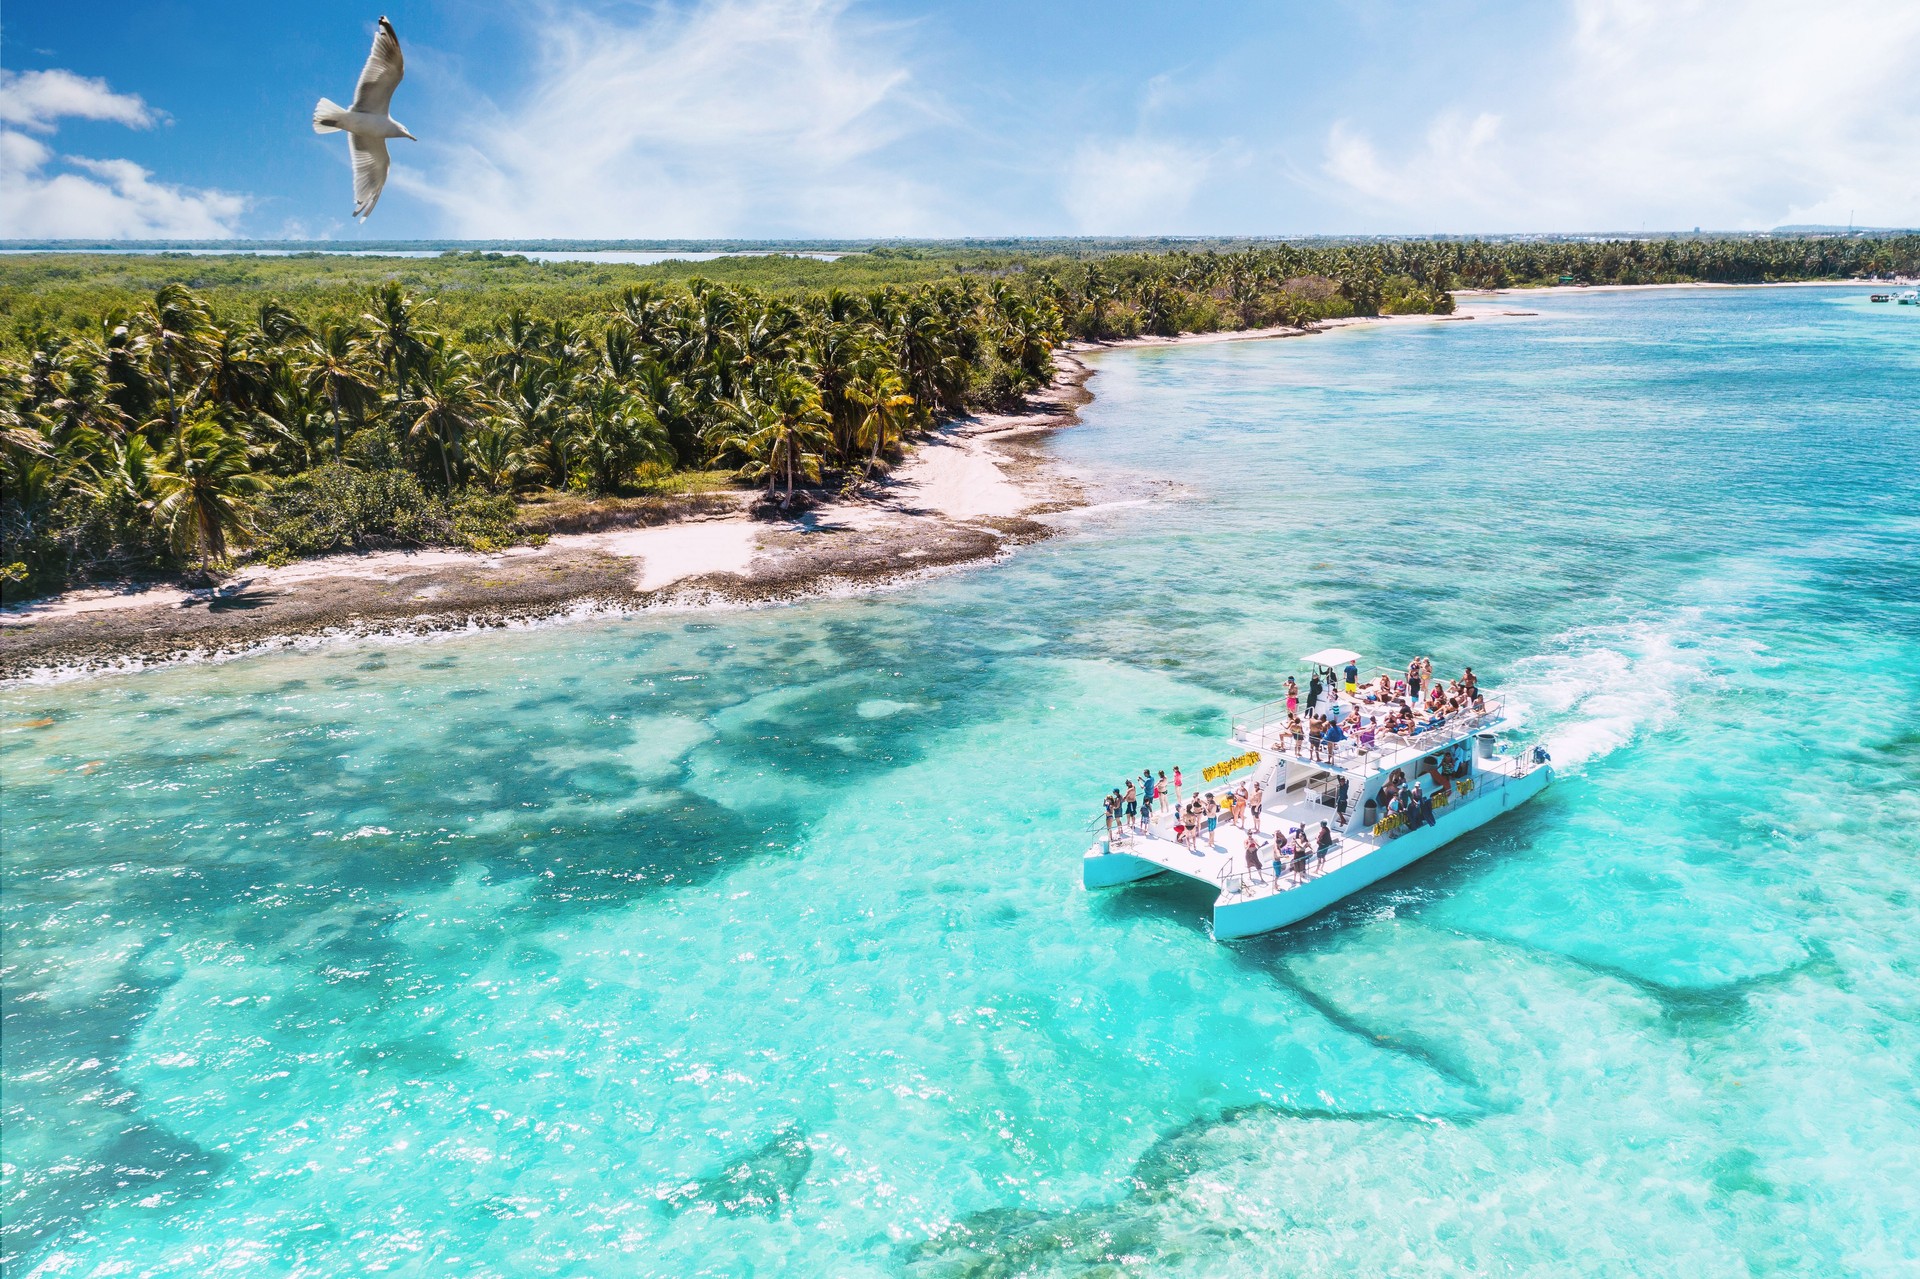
[312,16,415,221]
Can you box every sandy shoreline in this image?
[0,304,1530,683]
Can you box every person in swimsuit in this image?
[1172,766,1183,808]
[1244,831,1264,882]
[1316,822,1334,861]
[1122,781,1137,826]
[1285,677,1299,717]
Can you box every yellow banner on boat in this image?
[1202,751,1261,783]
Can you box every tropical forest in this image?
[4,233,1914,600]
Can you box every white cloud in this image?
[0,133,246,237]
[0,68,156,132]
[1319,0,1920,230]
[1059,137,1212,234]
[0,68,243,238]
[407,0,956,237]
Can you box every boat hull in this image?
[1082,847,1168,888]
[1211,764,1552,939]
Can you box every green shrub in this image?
[256,464,453,557]
[449,490,520,551]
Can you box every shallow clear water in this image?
[5,288,1917,1277]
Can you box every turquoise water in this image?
[5,288,1917,1277]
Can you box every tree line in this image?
[3,234,1912,599]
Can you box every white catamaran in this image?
[1083,648,1553,939]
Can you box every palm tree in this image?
[576,377,670,494]
[848,366,914,478]
[362,282,430,400]
[712,372,831,509]
[132,284,217,432]
[401,348,494,492]
[298,323,377,459]
[465,424,525,494]
[150,416,268,567]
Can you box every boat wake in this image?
[1499,612,1719,770]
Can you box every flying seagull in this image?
[312,16,415,221]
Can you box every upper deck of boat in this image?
[1228,668,1512,781]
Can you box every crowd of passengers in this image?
[1276,658,1484,763]
[1100,770,1343,883]
[1095,658,1484,887]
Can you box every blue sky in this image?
[3,0,1916,240]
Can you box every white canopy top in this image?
[1301,648,1361,667]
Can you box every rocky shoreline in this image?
[0,355,1096,683]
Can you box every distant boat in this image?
[1899,291,1919,305]
[1870,294,1891,302]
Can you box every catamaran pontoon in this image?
[1083,648,1552,939]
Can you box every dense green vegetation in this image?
[4,234,1913,599]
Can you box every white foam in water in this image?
[1501,611,1716,769]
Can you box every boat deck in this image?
[1093,754,1536,904]
[1099,792,1373,896]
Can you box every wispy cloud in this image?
[1318,0,1920,230]
[0,68,243,238]
[406,0,959,237]
[1059,137,1213,234]
[0,68,157,132]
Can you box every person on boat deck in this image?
[1406,659,1423,699]
[1244,831,1264,879]
[1287,832,1309,880]
[1343,659,1359,693]
[1356,716,1378,752]
[1139,769,1155,822]
[1104,790,1121,838]
[1122,781,1137,827]
[1306,672,1323,714]
[1461,667,1477,697]
[1335,774,1351,820]
[1316,822,1335,860]
[1323,716,1347,755]
[1285,677,1300,716]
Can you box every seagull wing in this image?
[349,133,390,221]
[350,16,405,114]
